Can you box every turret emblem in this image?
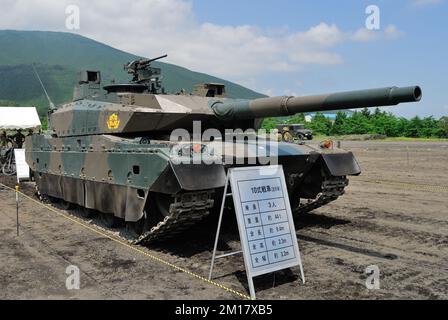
[107,113,120,129]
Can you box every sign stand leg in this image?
[208,172,257,300]
[209,173,230,281]
[248,277,256,300]
[297,253,305,284]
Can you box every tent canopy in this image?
[0,107,41,130]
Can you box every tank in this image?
[25,55,422,243]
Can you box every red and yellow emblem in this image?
[107,113,120,129]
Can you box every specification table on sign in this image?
[229,166,303,277]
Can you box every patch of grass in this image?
[312,135,329,141]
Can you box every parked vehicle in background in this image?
[277,124,313,141]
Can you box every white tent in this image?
[0,107,41,130]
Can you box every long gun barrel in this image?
[126,54,168,71]
[211,86,422,121]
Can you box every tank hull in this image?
[26,134,360,242]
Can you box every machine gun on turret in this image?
[124,55,167,93]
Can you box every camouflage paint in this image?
[25,62,421,227]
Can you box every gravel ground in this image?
[0,140,447,300]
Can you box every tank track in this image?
[35,183,214,245]
[294,176,349,215]
[135,176,349,243]
[135,192,214,245]
[34,176,347,244]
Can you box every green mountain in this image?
[0,30,264,116]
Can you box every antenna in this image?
[31,63,56,111]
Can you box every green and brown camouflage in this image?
[49,83,421,137]
[25,55,422,243]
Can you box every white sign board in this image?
[14,149,30,181]
[229,165,304,278]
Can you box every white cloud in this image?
[351,28,379,42]
[384,25,405,39]
[351,24,404,42]
[0,0,403,84]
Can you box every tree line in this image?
[262,108,448,138]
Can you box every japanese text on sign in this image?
[229,166,302,277]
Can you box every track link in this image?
[295,176,349,215]
[35,174,347,244]
[135,192,214,245]
[35,183,214,245]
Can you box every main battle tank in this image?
[25,55,422,243]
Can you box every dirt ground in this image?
[0,140,447,300]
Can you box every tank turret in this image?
[48,54,423,137]
[49,81,421,137]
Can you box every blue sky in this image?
[1,0,446,118]
[191,0,447,118]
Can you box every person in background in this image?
[0,131,7,147]
[14,129,25,148]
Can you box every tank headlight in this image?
[170,143,214,158]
